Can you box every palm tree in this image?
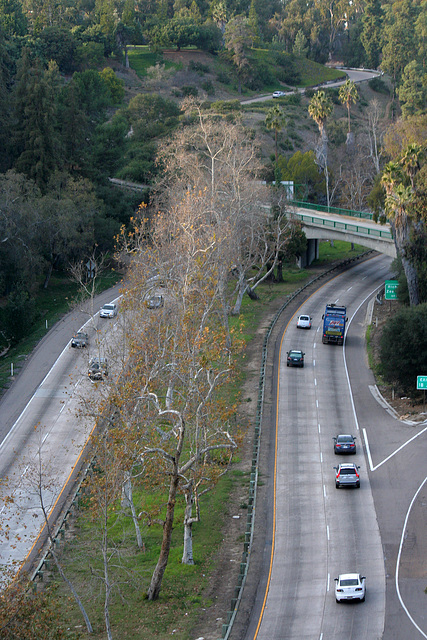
[338,79,359,134]
[400,143,423,189]
[308,90,333,168]
[308,91,333,205]
[381,159,420,306]
[265,104,286,163]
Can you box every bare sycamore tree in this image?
[154,99,291,316]
[366,99,384,174]
[69,250,107,329]
[115,202,240,599]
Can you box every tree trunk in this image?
[147,423,185,600]
[232,274,246,314]
[182,481,195,565]
[103,527,113,640]
[43,262,53,289]
[147,469,180,600]
[124,45,129,69]
[392,220,420,306]
[275,257,284,282]
[122,472,143,550]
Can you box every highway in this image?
[239,254,427,640]
[0,286,123,573]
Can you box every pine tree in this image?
[360,0,383,69]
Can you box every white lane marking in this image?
[316,399,319,408]
[314,342,317,348]
[395,477,427,639]
[314,379,317,386]
[323,485,326,498]
[362,276,367,280]
[320,452,323,463]
[334,298,340,303]
[327,573,330,591]
[364,425,427,472]
[347,286,353,291]
[345,284,427,473]
[313,359,316,367]
[363,428,374,471]
[342,283,384,434]
[326,525,330,541]
[318,422,320,431]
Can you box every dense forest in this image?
[0,0,426,342]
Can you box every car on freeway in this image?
[100,303,118,318]
[334,462,360,488]
[146,295,164,309]
[333,434,356,454]
[272,90,286,98]
[297,314,312,329]
[88,357,108,380]
[286,350,305,367]
[71,331,89,348]
[334,573,366,602]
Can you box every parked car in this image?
[88,357,108,380]
[286,350,305,367]
[100,303,118,318]
[334,573,366,602]
[334,462,360,488]
[333,434,356,454]
[272,90,286,98]
[71,331,88,348]
[297,314,312,329]
[146,295,164,309]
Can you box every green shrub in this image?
[201,79,215,95]
[368,76,389,94]
[188,60,210,74]
[181,85,199,97]
[379,303,427,393]
[216,70,232,84]
[211,99,241,112]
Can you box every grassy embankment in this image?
[48,240,366,640]
[126,45,346,96]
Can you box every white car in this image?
[297,314,312,329]
[272,90,285,98]
[334,573,366,602]
[100,303,118,318]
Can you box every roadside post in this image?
[417,375,427,412]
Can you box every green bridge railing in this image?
[292,211,393,239]
[289,200,374,220]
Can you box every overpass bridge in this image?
[289,201,396,266]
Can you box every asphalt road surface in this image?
[0,285,123,572]
[237,254,427,640]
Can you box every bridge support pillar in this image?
[298,238,319,268]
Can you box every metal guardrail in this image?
[219,250,374,640]
[290,200,374,220]
[292,211,393,240]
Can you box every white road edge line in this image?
[0,296,121,452]
[363,428,374,471]
[343,283,385,433]
[395,476,427,639]
[365,424,427,472]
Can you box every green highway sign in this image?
[385,280,399,300]
[417,376,427,390]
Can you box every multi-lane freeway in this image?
[1,257,426,640]
[239,254,427,640]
